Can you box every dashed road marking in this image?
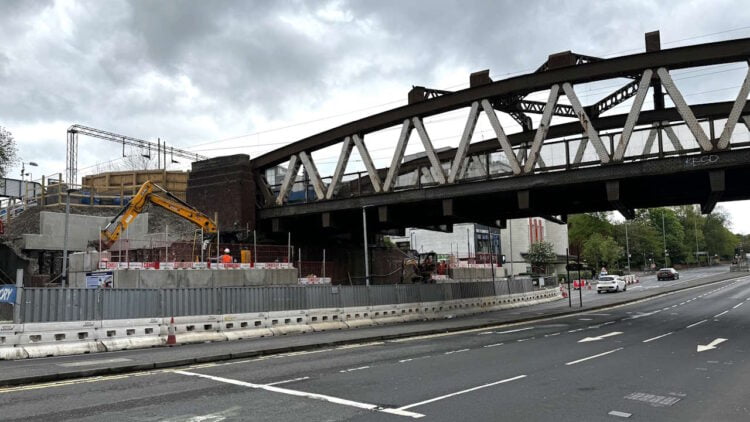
[687,319,707,328]
[566,348,624,366]
[643,332,673,343]
[483,343,504,348]
[714,311,729,318]
[444,349,470,355]
[733,302,744,309]
[608,410,632,418]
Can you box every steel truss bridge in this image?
[250,31,750,236]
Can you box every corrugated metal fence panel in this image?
[395,285,422,304]
[223,287,264,314]
[367,285,398,306]
[23,288,98,323]
[264,286,307,312]
[101,289,160,319]
[305,286,341,309]
[417,284,446,303]
[339,286,370,307]
[162,288,220,317]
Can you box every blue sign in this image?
[0,286,17,304]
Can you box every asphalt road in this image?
[1,267,749,421]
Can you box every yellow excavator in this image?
[100,180,217,248]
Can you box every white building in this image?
[390,217,569,277]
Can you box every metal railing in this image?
[20,279,534,323]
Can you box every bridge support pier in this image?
[701,170,725,214]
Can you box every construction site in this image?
[0,126,503,299]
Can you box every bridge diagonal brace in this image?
[523,84,560,173]
[326,137,354,199]
[297,151,326,200]
[352,134,383,193]
[481,99,522,174]
[657,67,712,151]
[606,181,634,220]
[743,115,750,132]
[717,64,750,149]
[663,124,685,153]
[275,154,302,206]
[383,120,413,192]
[258,176,276,206]
[573,137,588,165]
[701,170,725,214]
[562,82,611,164]
[590,79,640,118]
[457,157,471,180]
[449,102,480,183]
[613,69,654,161]
[642,126,658,155]
[412,117,447,184]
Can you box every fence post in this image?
[13,269,23,324]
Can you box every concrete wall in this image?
[21,211,149,251]
[67,251,297,288]
[69,268,298,288]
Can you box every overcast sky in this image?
[3,0,750,232]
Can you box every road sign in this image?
[0,286,17,304]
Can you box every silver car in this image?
[597,275,626,293]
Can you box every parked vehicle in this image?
[657,268,679,280]
[597,275,626,293]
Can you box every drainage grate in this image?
[625,392,681,407]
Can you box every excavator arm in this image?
[100,180,217,248]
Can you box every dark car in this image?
[657,268,679,280]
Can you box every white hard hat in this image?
[224,248,230,253]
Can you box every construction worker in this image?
[221,248,232,264]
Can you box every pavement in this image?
[0,265,737,389]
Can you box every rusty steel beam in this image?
[252,37,750,170]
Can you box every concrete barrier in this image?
[1,288,563,359]
[221,313,274,340]
[307,308,347,331]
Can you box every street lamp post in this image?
[61,188,74,288]
[661,211,668,268]
[625,221,631,273]
[20,161,38,203]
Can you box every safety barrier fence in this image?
[0,284,558,360]
[18,279,533,323]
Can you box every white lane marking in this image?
[714,311,729,318]
[544,332,561,337]
[339,366,370,373]
[608,410,632,418]
[175,370,424,419]
[680,302,686,305]
[662,307,670,311]
[516,337,534,342]
[565,348,624,366]
[397,375,527,411]
[444,349,470,355]
[584,313,611,316]
[578,332,623,343]
[398,355,432,363]
[477,332,494,336]
[578,318,593,321]
[733,302,744,309]
[687,319,707,328]
[602,321,616,326]
[58,358,132,367]
[399,359,414,363]
[568,328,584,333]
[483,343,504,348]
[697,338,727,352]
[643,332,673,343]
[495,327,534,335]
[266,376,310,386]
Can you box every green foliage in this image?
[581,233,623,271]
[569,205,740,268]
[0,126,18,178]
[527,241,556,274]
[568,213,613,255]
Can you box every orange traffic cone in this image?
[166,316,177,346]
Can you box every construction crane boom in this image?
[100,180,217,248]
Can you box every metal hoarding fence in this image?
[19,279,536,323]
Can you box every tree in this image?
[647,208,687,266]
[0,126,18,178]
[612,219,661,269]
[568,213,613,256]
[527,241,556,274]
[582,233,623,272]
[704,209,737,259]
